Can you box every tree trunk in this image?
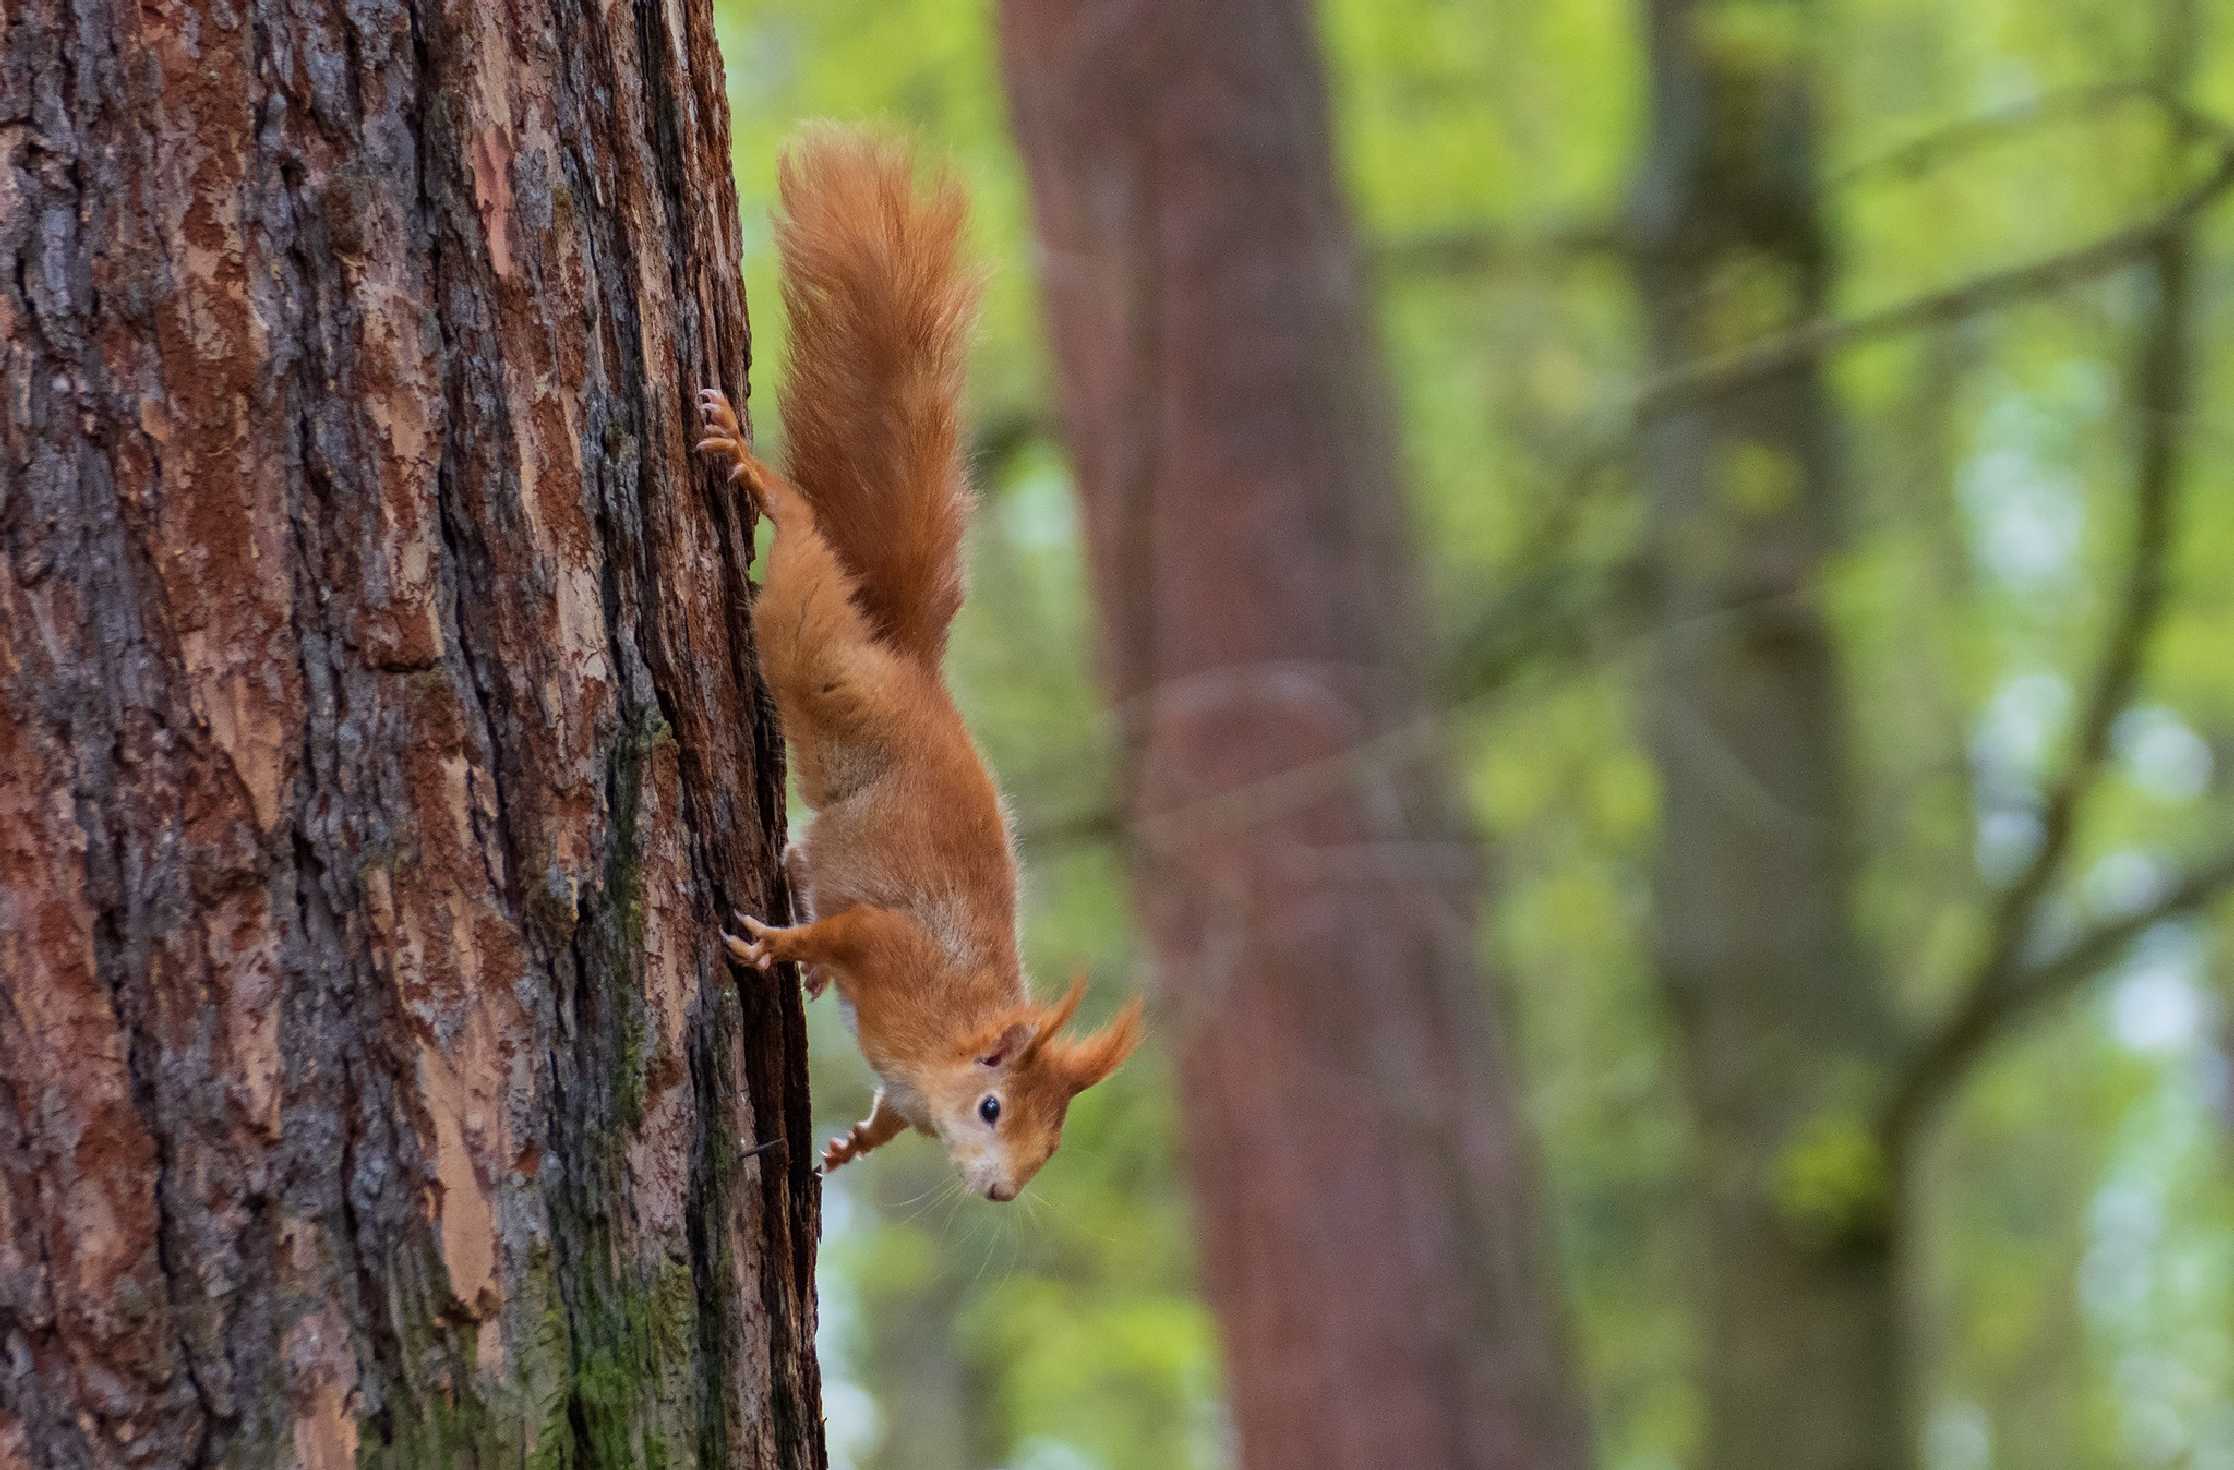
[1628,4,1908,1469]
[999,6,1590,1469]
[0,2,823,1467]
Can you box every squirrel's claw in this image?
[698,387,742,436]
[693,390,774,512]
[722,912,830,999]
[722,912,776,972]
[690,389,798,529]
[721,928,774,972]
[694,389,744,458]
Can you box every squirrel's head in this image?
[925,977,1144,1202]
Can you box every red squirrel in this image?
[696,126,1143,1202]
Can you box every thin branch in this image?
[1434,430,1638,697]
[1882,842,2234,1142]
[1634,132,2234,412]
[1373,216,1631,278]
[1827,79,2155,190]
[1380,83,2181,283]
[1435,559,1644,701]
[1883,30,2204,1145]
[1947,287,2184,994]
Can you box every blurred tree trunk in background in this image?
[0,3,822,1467]
[1628,4,1911,1469]
[999,4,1591,1470]
[1629,2,2214,1468]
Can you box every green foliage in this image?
[1772,1112,1893,1246]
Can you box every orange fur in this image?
[700,125,1141,1202]
[775,124,981,667]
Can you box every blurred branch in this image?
[1927,276,2183,1018]
[1088,107,2231,856]
[1435,559,1644,699]
[1882,842,2234,1143]
[1434,433,1641,696]
[1827,79,2155,189]
[1380,82,2194,284]
[1636,123,2234,411]
[1451,97,2234,696]
[1883,17,2203,1146]
[1373,216,1632,278]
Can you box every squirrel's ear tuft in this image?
[1021,975,1087,1062]
[1055,994,1145,1098]
[977,1019,1036,1069]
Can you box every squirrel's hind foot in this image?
[694,387,760,496]
[720,911,830,998]
[695,388,801,522]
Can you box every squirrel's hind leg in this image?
[720,903,938,1006]
[695,387,896,805]
[781,843,821,996]
[696,389,806,523]
[723,913,830,998]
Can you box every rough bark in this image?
[1627,4,1905,1469]
[999,5,1590,1470]
[0,1,823,1467]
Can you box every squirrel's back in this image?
[775,125,982,667]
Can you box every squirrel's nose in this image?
[986,1183,1017,1202]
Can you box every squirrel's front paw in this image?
[821,1135,860,1173]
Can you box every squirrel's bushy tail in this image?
[775,125,982,667]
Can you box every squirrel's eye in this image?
[978,1095,1001,1127]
